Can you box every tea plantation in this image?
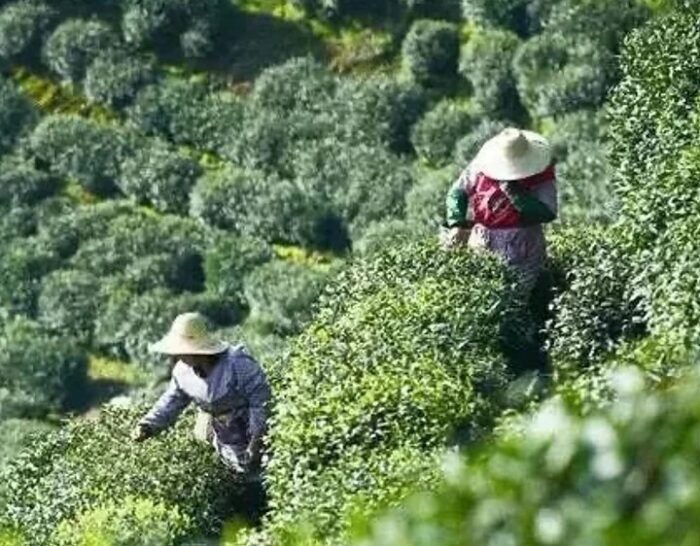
[1,0,698,545]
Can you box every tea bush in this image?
[411,100,475,166]
[545,0,650,52]
[94,286,240,370]
[0,1,57,62]
[556,140,615,224]
[51,496,194,546]
[28,115,131,196]
[0,315,87,419]
[546,108,607,162]
[459,29,522,120]
[0,156,60,208]
[546,226,646,375]
[461,0,541,36]
[37,200,136,259]
[404,165,458,231]
[609,4,700,239]
[351,219,420,258]
[0,237,59,316]
[290,0,428,21]
[190,164,332,249]
[83,52,157,109]
[223,106,293,175]
[204,234,273,305]
[180,19,216,59]
[43,19,120,84]
[513,33,616,118]
[121,0,226,58]
[645,214,700,349]
[257,240,527,544]
[0,78,38,155]
[251,56,337,115]
[401,19,460,88]
[0,404,242,545]
[243,260,332,336]
[69,212,207,283]
[37,269,100,345]
[175,91,245,154]
[118,139,202,214]
[351,364,700,546]
[303,143,413,238]
[333,76,426,154]
[0,418,54,466]
[126,79,207,140]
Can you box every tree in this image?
[37,269,100,345]
[243,260,332,336]
[0,315,88,419]
[42,19,120,84]
[411,100,476,166]
[402,19,460,87]
[83,52,157,109]
[513,33,617,119]
[0,78,38,155]
[0,1,57,63]
[0,156,59,207]
[118,139,202,214]
[28,115,131,196]
[121,0,226,59]
[459,29,523,120]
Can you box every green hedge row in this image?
[246,240,531,544]
[351,361,700,546]
[0,405,242,545]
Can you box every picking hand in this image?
[448,226,470,248]
[130,424,153,443]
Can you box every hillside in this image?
[3,0,699,545]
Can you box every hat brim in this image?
[475,130,552,181]
[148,335,229,356]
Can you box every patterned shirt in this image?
[446,162,558,291]
[139,345,271,464]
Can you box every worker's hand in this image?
[242,440,263,471]
[447,226,470,248]
[130,424,154,443]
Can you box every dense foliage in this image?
[351,365,700,546]
[247,241,530,544]
[0,1,688,546]
[0,405,242,544]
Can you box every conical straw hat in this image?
[474,127,552,181]
[148,312,228,355]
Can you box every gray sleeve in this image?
[139,377,192,433]
[237,354,272,442]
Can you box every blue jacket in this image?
[139,345,271,465]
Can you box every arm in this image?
[445,169,473,228]
[501,180,558,224]
[137,377,192,436]
[446,182,470,228]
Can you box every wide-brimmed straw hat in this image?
[149,312,228,355]
[474,128,552,181]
